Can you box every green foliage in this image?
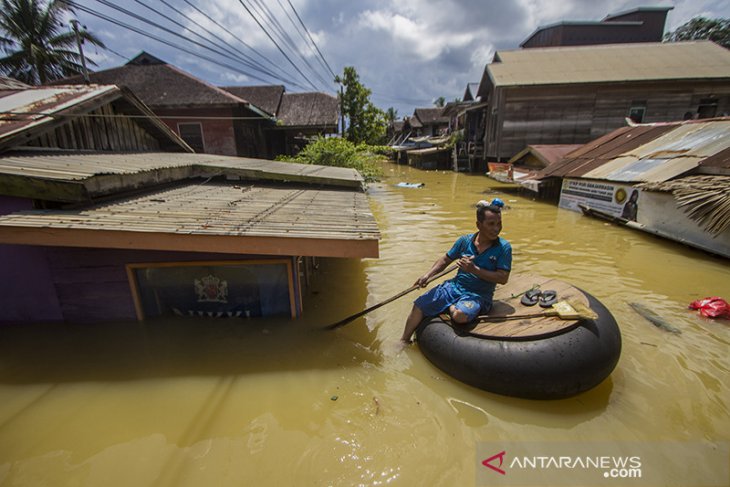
[664,17,730,48]
[336,66,387,145]
[276,136,385,182]
[434,96,446,107]
[0,0,106,84]
[444,130,463,149]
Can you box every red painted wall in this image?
[155,107,238,156]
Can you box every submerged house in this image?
[50,52,274,158]
[475,41,730,163]
[223,85,339,157]
[410,108,449,137]
[526,118,730,258]
[443,86,487,171]
[0,83,379,323]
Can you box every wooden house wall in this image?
[485,80,730,161]
[0,196,64,323]
[25,104,162,152]
[0,245,303,323]
[232,105,269,159]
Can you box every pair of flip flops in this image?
[521,289,557,308]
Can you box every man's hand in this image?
[456,255,478,274]
[414,274,430,287]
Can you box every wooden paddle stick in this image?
[476,300,598,322]
[323,264,458,330]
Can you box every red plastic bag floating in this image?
[689,297,730,319]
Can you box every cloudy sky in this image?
[68,0,729,117]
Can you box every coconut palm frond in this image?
[0,0,104,84]
[639,176,730,236]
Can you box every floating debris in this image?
[629,302,681,334]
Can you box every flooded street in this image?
[1,161,729,486]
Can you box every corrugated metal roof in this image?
[0,151,361,183]
[489,41,730,87]
[0,151,364,202]
[0,85,118,140]
[0,180,379,258]
[0,84,192,154]
[508,144,583,166]
[537,119,730,183]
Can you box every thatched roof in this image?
[277,92,338,127]
[637,175,730,235]
[222,85,285,116]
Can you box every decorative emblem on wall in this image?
[194,274,228,303]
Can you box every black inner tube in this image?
[416,291,621,400]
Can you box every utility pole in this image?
[70,19,90,84]
[339,83,345,137]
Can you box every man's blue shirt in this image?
[446,234,512,302]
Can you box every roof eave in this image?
[0,226,380,258]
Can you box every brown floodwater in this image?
[0,161,728,486]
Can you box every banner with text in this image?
[559,179,641,221]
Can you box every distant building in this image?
[476,41,730,162]
[527,118,730,258]
[520,6,672,48]
[49,52,273,158]
[223,86,339,156]
[410,108,449,136]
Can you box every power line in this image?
[179,0,289,82]
[63,0,286,86]
[159,0,303,86]
[283,0,336,79]
[69,0,310,89]
[247,0,331,90]
[88,0,290,84]
[271,0,334,85]
[132,0,286,83]
[236,0,320,91]
[66,0,337,95]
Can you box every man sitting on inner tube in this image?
[400,199,512,344]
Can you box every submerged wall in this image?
[0,196,64,323]
[638,191,730,259]
[0,243,303,324]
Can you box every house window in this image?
[178,122,205,152]
[127,259,297,320]
[697,98,718,119]
[628,102,646,123]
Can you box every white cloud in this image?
[358,9,480,61]
[220,72,250,83]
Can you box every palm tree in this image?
[0,0,105,85]
[385,107,398,123]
